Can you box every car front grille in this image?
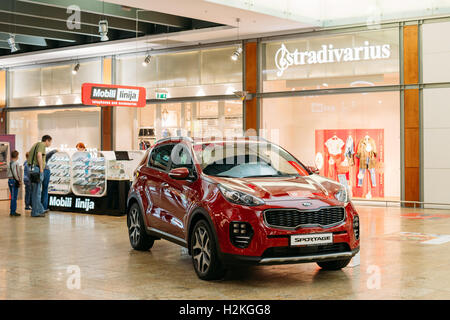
[264,207,345,229]
[262,243,350,259]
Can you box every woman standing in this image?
[76,142,86,152]
[7,150,22,217]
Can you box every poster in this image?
[315,129,384,199]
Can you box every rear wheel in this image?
[317,258,351,270]
[191,220,226,280]
[127,203,155,251]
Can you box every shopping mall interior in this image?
[0,0,449,302]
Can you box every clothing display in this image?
[315,129,384,199]
[358,168,376,187]
[325,136,345,155]
[344,135,355,166]
[327,154,342,181]
[139,140,152,150]
[356,135,377,169]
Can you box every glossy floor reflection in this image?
[0,200,449,299]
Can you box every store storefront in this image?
[114,45,244,150]
[7,59,103,157]
[260,28,401,201]
[3,18,450,207]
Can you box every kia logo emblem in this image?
[302,202,312,207]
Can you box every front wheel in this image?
[127,203,155,251]
[191,220,226,280]
[317,258,352,270]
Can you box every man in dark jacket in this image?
[23,152,32,210]
[41,149,58,212]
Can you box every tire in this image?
[190,219,226,280]
[127,202,155,251]
[317,258,352,270]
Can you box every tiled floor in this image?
[0,200,449,299]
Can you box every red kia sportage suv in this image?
[127,137,360,280]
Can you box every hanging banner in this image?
[81,83,146,107]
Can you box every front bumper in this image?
[209,198,360,264]
[221,247,360,266]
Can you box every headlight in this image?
[218,184,264,206]
[334,186,350,204]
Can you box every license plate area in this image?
[290,233,333,246]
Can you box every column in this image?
[0,70,6,134]
[403,25,420,206]
[102,57,113,150]
[244,41,258,135]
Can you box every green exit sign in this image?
[156,92,167,100]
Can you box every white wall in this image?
[423,88,450,207]
[422,21,450,83]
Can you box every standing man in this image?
[41,149,58,212]
[23,152,32,210]
[27,135,52,217]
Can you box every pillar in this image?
[403,25,420,205]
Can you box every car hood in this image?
[210,174,344,203]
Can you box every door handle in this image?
[161,182,169,188]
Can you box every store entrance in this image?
[136,99,243,150]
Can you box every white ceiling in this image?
[4,0,446,67]
[0,0,316,68]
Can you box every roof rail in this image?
[154,136,194,144]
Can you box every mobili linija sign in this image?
[81,83,146,107]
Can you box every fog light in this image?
[230,221,253,248]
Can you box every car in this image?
[126,136,360,280]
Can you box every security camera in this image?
[99,20,109,41]
[233,90,248,100]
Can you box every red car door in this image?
[141,143,174,233]
[158,144,199,240]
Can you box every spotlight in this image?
[231,46,242,61]
[142,55,151,67]
[98,20,109,41]
[72,63,80,75]
[7,35,19,53]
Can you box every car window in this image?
[148,144,174,171]
[170,144,194,171]
[194,142,308,178]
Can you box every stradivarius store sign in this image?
[274,41,391,77]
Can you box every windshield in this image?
[193,141,309,178]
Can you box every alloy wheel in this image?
[192,226,211,274]
[129,207,141,246]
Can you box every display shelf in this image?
[107,160,128,180]
[70,151,107,197]
[48,152,71,195]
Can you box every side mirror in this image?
[169,167,190,180]
[307,166,320,174]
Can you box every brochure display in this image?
[48,150,145,216]
[0,142,10,200]
[48,152,71,195]
[71,151,107,197]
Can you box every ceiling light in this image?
[7,35,19,53]
[99,20,109,41]
[142,55,151,67]
[72,63,80,75]
[231,46,242,61]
